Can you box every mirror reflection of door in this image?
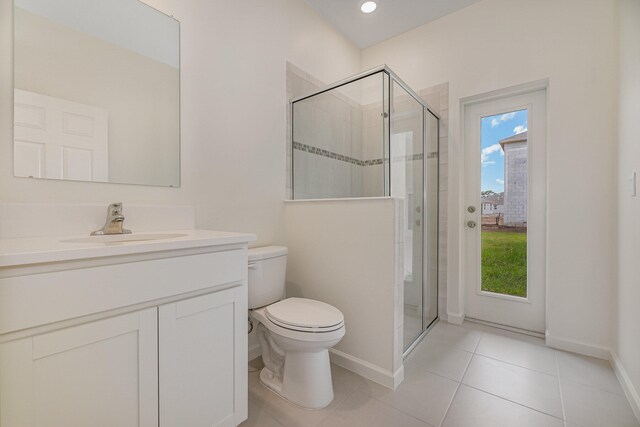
[14,89,109,182]
[463,88,547,333]
[13,0,180,187]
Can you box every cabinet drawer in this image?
[0,249,245,335]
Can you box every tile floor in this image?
[241,321,639,427]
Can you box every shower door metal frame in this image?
[403,106,440,358]
[290,65,440,118]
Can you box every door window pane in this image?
[480,110,528,297]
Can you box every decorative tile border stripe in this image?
[293,141,363,166]
[364,158,385,166]
[293,141,433,166]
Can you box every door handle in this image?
[466,220,477,229]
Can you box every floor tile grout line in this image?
[561,376,632,399]
[471,324,629,396]
[351,389,437,427]
[461,383,565,422]
[422,334,483,354]
[555,352,570,427]
[438,381,462,427]
[471,351,560,378]
[312,374,368,426]
[555,352,629,397]
[465,325,548,348]
[462,352,566,420]
[471,331,483,353]
[439,343,475,426]
[414,336,476,355]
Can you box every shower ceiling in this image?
[303,0,480,48]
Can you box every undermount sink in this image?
[61,233,188,244]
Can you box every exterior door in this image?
[463,88,547,333]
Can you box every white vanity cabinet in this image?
[159,286,246,427]
[0,231,255,427]
[0,308,160,427]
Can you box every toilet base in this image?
[259,349,335,409]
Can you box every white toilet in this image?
[248,246,345,409]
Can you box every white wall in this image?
[284,198,404,388]
[362,0,618,351]
[0,0,361,246]
[615,0,640,416]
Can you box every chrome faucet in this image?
[91,202,132,236]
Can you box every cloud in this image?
[513,125,528,134]
[496,178,504,185]
[490,112,516,127]
[481,143,504,166]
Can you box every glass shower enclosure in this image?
[290,66,439,353]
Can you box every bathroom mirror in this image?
[13,0,180,187]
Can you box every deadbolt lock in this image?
[467,206,476,213]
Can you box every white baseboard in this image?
[611,351,640,422]
[248,343,262,362]
[250,344,403,390]
[545,331,611,360]
[446,311,465,325]
[545,332,611,360]
[329,348,403,389]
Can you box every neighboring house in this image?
[500,131,528,227]
[481,193,504,215]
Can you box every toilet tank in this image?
[247,246,288,309]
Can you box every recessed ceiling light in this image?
[361,1,377,13]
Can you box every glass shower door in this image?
[390,82,425,351]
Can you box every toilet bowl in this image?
[248,247,345,409]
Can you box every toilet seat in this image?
[265,298,344,333]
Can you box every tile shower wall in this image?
[362,102,386,197]
[287,63,362,199]
[287,64,387,199]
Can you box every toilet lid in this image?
[265,298,344,331]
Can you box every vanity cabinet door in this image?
[159,286,248,427]
[0,308,159,427]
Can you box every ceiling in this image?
[303,0,481,49]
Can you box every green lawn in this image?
[481,231,527,297]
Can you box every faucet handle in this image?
[108,202,123,215]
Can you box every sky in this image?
[480,109,528,193]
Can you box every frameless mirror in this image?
[13,0,180,187]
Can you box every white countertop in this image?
[0,229,257,268]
